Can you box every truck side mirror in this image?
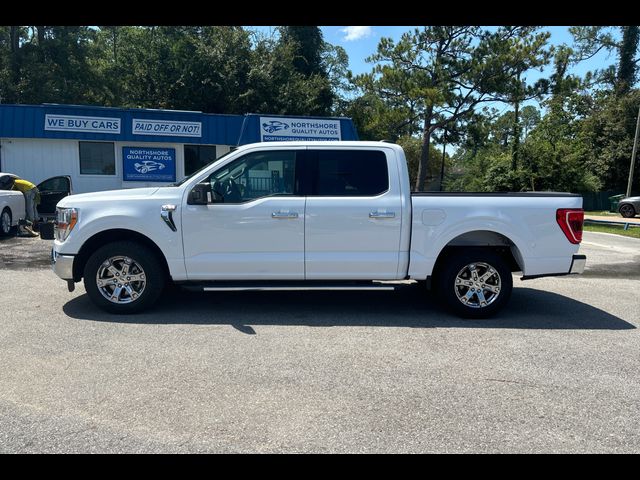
[187,183,211,205]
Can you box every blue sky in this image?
[252,26,621,133]
[253,26,620,105]
[318,26,618,79]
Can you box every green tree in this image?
[0,26,104,105]
[353,26,552,190]
[276,26,334,115]
[616,26,639,95]
[570,26,640,93]
[278,26,325,76]
[578,89,640,191]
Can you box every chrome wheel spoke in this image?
[476,290,487,305]
[107,265,121,277]
[479,270,495,283]
[97,278,117,288]
[110,285,123,302]
[121,260,131,276]
[483,284,500,294]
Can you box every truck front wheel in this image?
[437,249,513,319]
[83,241,165,314]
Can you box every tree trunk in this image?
[36,26,46,62]
[8,26,21,103]
[616,26,639,95]
[512,96,520,171]
[112,27,118,64]
[36,26,45,45]
[415,108,434,191]
[439,129,447,191]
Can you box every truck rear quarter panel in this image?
[409,194,583,279]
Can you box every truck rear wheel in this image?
[83,241,165,314]
[436,249,513,319]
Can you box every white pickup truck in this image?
[50,141,586,318]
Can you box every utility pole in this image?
[627,104,640,197]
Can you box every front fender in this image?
[54,202,186,280]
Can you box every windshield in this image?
[171,150,235,187]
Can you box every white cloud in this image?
[341,26,373,42]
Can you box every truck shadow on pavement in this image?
[62,285,636,333]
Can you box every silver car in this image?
[619,196,640,218]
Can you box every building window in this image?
[79,142,115,175]
[184,145,218,176]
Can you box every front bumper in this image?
[51,249,75,281]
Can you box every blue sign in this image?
[259,116,341,142]
[123,147,176,182]
[45,114,121,134]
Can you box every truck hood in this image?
[57,187,162,207]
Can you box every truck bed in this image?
[411,191,582,197]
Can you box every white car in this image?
[0,173,25,236]
[0,173,72,236]
[49,141,586,318]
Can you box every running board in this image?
[203,286,396,292]
[177,280,416,292]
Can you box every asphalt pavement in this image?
[0,232,638,453]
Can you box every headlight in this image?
[55,207,79,241]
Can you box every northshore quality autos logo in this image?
[134,160,166,174]
[262,120,289,133]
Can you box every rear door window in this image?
[313,150,388,196]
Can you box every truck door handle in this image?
[272,211,299,219]
[369,211,395,219]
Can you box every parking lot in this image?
[0,232,639,453]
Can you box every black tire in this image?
[435,249,513,319]
[83,241,166,314]
[0,208,16,237]
[619,203,636,218]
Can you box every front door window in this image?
[207,150,297,203]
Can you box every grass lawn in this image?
[584,210,619,216]
[584,223,640,239]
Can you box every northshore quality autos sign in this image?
[259,116,341,142]
[123,147,176,182]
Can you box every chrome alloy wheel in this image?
[96,256,147,304]
[1,210,10,234]
[454,262,502,309]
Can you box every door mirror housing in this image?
[187,183,211,205]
